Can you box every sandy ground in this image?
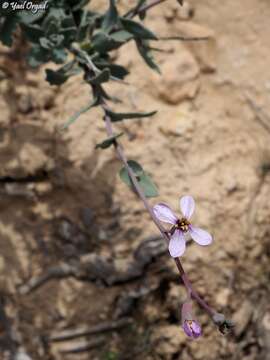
[0,0,270,359]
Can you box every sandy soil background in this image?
[0,0,270,359]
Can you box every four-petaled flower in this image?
[153,195,212,257]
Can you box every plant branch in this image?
[126,0,169,19]
[102,105,216,317]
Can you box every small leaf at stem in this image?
[94,61,129,80]
[119,160,159,198]
[87,68,111,85]
[106,109,157,122]
[95,133,124,149]
[59,99,98,130]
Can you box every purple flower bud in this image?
[181,301,202,339]
[183,319,202,339]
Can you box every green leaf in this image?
[71,0,90,11]
[18,10,45,24]
[52,48,67,64]
[94,61,129,80]
[92,32,123,53]
[76,10,97,42]
[124,0,147,19]
[102,0,119,32]
[95,133,124,149]
[119,160,159,198]
[0,15,18,46]
[27,45,49,67]
[61,15,77,45]
[121,18,157,40]
[46,69,68,85]
[88,68,110,85]
[60,99,98,130]
[110,30,133,42]
[40,37,53,49]
[136,40,160,73]
[21,24,44,44]
[106,109,157,122]
[45,61,80,85]
[93,84,115,102]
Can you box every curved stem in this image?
[126,0,169,19]
[102,107,216,317]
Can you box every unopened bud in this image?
[181,301,202,339]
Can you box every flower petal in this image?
[153,203,178,224]
[180,195,195,219]
[169,230,186,257]
[189,225,212,246]
[183,320,202,339]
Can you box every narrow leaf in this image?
[0,15,18,46]
[60,99,98,130]
[102,0,119,32]
[136,40,160,73]
[121,18,157,40]
[106,109,157,122]
[94,61,129,79]
[88,68,110,85]
[119,160,159,198]
[95,133,124,149]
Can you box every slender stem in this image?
[181,272,215,316]
[103,107,168,239]
[138,0,168,13]
[102,106,216,317]
[126,0,169,19]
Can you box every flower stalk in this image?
[103,106,217,319]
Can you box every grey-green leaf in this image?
[119,160,159,198]
[136,40,160,73]
[94,60,129,80]
[102,0,119,32]
[0,15,18,46]
[46,69,68,85]
[92,32,123,53]
[60,99,98,130]
[110,30,133,42]
[45,61,80,85]
[121,18,157,40]
[106,110,157,122]
[95,133,124,149]
[88,68,110,85]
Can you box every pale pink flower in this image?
[181,301,202,339]
[183,319,202,339]
[153,195,212,257]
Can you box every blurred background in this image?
[0,0,270,359]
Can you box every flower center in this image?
[176,218,190,232]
